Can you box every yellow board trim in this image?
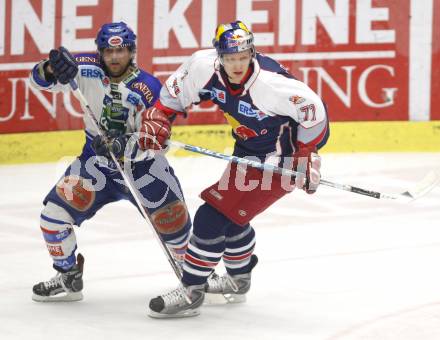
[323,121,440,153]
[1,121,439,164]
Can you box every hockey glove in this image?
[111,134,130,159]
[138,107,171,150]
[48,46,78,85]
[293,145,321,194]
[91,134,109,157]
[91,130,129,160]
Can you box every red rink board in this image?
[0,0,437,133]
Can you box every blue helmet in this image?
[213,21,255,56]
[95,22,136,50]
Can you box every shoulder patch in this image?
[128,70,161,106]
[131,81,155,104]
[289,95,306,105]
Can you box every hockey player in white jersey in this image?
[30,22,192,302]
[147,21,329,318]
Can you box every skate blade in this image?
[204,292,246,305]
[32,291,83,302]
[148,308,200,319]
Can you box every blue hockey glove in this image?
[48,46,78,85]
[91,135,110,158]
[91,130,129,159]
[111,134,130,159]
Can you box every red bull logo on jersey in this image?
[224,112,259,140]
[234,125,258,140]
[238,101,268,121]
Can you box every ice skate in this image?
[205,254,258,304]
[148,284,205,319]
[32,253,84,302]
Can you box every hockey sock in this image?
[182,203,230,286]
[223,223,256,276]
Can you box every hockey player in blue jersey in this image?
[30,22,191,302]
[147,21,330,318]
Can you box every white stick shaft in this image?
[167,140,397,200]
[69,80,184,282]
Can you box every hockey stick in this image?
[68,80,186,290]
[167,140,440,202]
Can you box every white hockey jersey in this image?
[159,49,329,158]
[30,53,161,148]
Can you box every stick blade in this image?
[397,170,440,202]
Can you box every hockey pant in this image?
[200,162,292,226]
[181,162,292,286]
[39,151,191,271]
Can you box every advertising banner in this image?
[0,0,437,134]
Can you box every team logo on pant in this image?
[238,209,247,217]
[56,176,96,212]
[151,200,188,234]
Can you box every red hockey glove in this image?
[293,145,321,194]
[138,107,171,150]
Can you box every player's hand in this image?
[111,134,130,159]
[138,107,171,150]
[48,46,78,85]
[293,146,321,194]
[91,130,128,159]
[91,134,109,157]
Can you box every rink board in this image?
[1,0,439,133]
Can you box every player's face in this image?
[222,50,252,84]
[101,47,133,77]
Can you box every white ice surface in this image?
[1,153,440,340]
